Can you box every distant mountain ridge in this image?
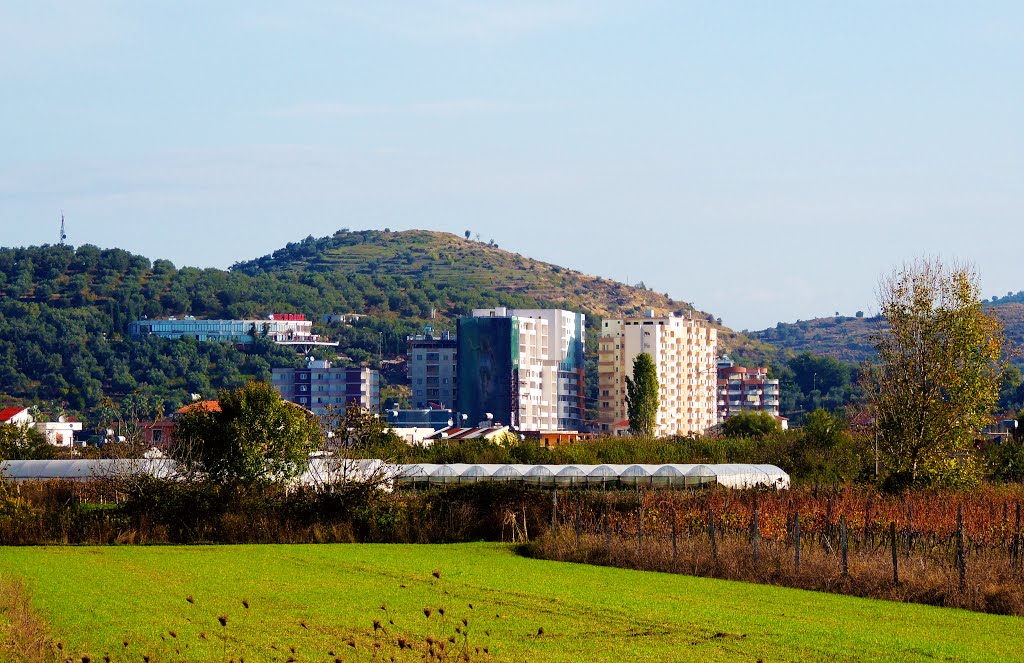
[751,302,1024,367]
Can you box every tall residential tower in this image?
[456,307,585,431]
[598,311,717,436]
[407,330,457,409]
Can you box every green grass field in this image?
[2,542,1022,662]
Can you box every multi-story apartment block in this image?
[272,359,379,418]
[407,330,457,409]
[129,314,337,349]
[716,356,781,420]
[598,311,717,437]
[457,307,585,432]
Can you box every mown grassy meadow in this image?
[2,542,1022,662]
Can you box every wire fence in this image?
[532,485,1024,615]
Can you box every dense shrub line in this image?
[0,479,552,546]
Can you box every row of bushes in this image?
[0,478,553,546]
[360,423,1024,489]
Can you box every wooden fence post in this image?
[906,499,914,556]
[786,498,793,544]
[794,511,801,575]
[709,509,718,564]
[752,493,760,564]
[890,521,898,585]
[956,503,966,592]
[671,506,678,563]
[825,496,833,546]
[1014,502,1021,567]
[637,507,642,551]
[1002,502,1008,554]
[840,514,848,577]
[605,510,612,555]
[574,499,581,548]
[864,495,872,549]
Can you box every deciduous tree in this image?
[865,258,1003,487]
[172,381,324,486]
[0,424,53,460]
[721,410,781,439]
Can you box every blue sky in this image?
[2,1,1022,330]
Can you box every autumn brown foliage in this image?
[530,485,1024,615]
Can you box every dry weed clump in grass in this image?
[0,577,62,663]
[23,567,503,662]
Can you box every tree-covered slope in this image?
[751,303,1024,369]
[230,229,689,318]
[0,229,775,425]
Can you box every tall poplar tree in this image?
[866,258,1003,486]
[626,352,659,437]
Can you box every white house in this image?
[34,418,83,447]
[0,407,33,426]
[0,407,83,447]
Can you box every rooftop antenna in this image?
[59,212,67,246]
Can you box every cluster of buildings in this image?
[261,306,781,440]
[6,308,783,451]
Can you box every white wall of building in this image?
[599,313,717,437]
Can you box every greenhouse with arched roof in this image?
[2,460,789,490]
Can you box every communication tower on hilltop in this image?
[59,213,67,246]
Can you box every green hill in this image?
[0,229,777,425]
[751,303,1024,369]
[231,229,690,318]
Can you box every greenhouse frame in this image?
[2,459,789,490]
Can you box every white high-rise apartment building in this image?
[458,307,585,431]
[598,311,717,436]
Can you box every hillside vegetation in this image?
[233,229,685,318]
[0,229,774,424]
[753,304,1024,369]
